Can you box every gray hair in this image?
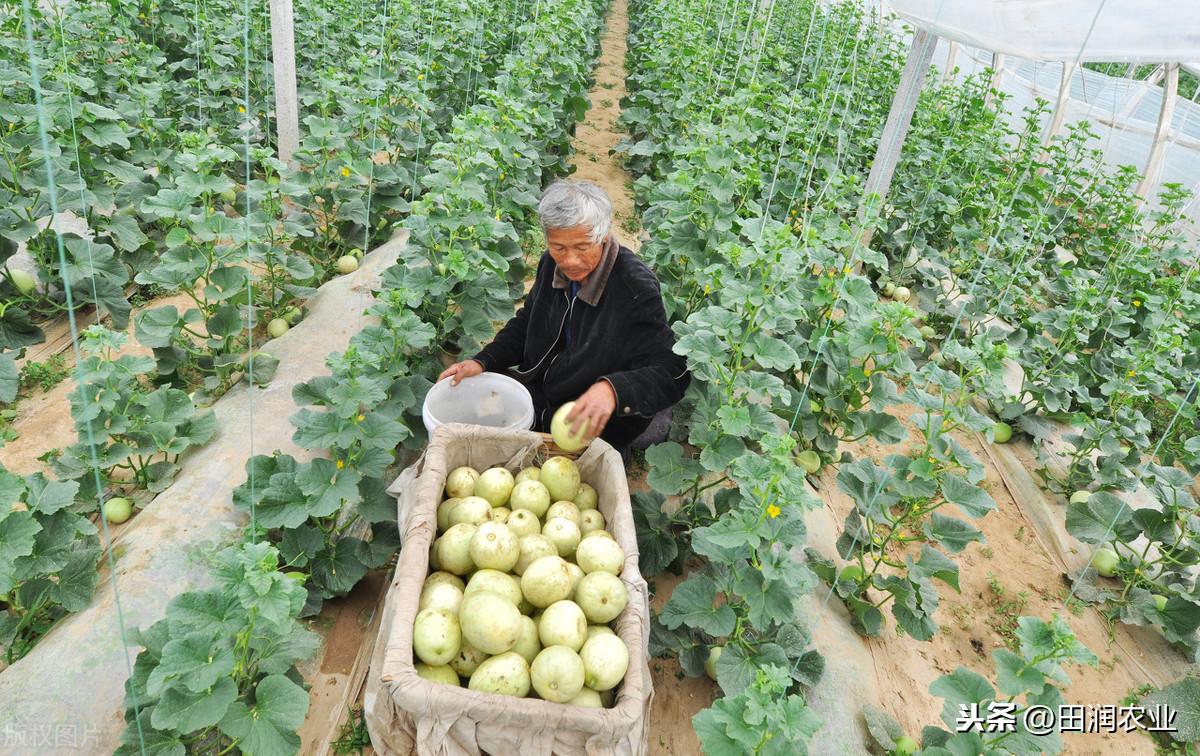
[538,179,613,244]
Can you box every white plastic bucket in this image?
[422,372,535,436]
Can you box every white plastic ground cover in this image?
[977,431,1191,688]
[799,427,1194,753]
[800,493,881,756]
[0,234,406,755]
[886,0,1200,63]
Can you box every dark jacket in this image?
[473,238,689,449]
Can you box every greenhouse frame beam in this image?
[270,0,301,166]
[858,28,938,239]
[1042,61,1076,145]
[1115,64,1165,122]
[985,52,1005,108]
[942,41,958,84]
[1138,63,1180,200]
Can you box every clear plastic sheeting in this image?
[926,40,1200,228]
[886,0,1200,63]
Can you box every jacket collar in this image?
[551,234,619,306]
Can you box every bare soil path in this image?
[566,0,719,751]
[814,405,1169,754]
[317,3,718,752]
[0,292,194,477]
[567,0,642,252]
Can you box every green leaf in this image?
[295,458,361,516]
[135,307,183,349]
[929,667,995,730]
[165,590,243,639]
[23,474,79,515]
[862,704,905,751]
[310,537,370,596]
[732,568,795,629]
[693,698,759,755]
[253,472,313,529]
[644,442,703,496]
[924,513,983,554]
[278,524,325,569]
[940,474,995,519]
[101,213,150,252]
[0,307,44,351]
[150,676,237,734]
[355,524,401,569]
[47,543,100,610]
[357,476,398,524]
[0,352,17,404]
[1015,615,1096,668]
[745,332,799,371]
[1143,677,1200,742]
[992,648,1045,697]
[251,622,321,675]
[113,723,185,756]
[146,632,235,695]
[845,594,885,637]
[913,545,961,592]
[849,410,906,445]
[659,573,737,637]
[205,303,242,340]
[698,434,747,473]
[0,511,41,593]
[0,469,25,508]
[879,571,939,640]
[692,508,766,560]
[218,674,309,756]
[631,491,678,575]
[75,274,132,330]
[1065,491,1139,543]
[242,572,305,626]
[836,459,898,516]
[1157,597,1200,643]
[81,121,131,148]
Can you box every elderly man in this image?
[439,179,689,455]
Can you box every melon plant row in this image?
[225,0,605,614]
[1,0,523,400]
[624,0,1001,637]
[648,0,1199,646]
[0,0,528,668]
[110,2,607,753]
[619,0,1135,751]
[416,459,631,705]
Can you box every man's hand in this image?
[438,359,484,386]
[568,381,617,440]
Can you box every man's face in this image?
[546,225,604,282]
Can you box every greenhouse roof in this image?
[889,0,1200,63]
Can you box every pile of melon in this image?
[413,456,631,707]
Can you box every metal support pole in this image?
[985,51,1005,108]
[1138,63,1180,200]
[269,0,300,166]
[942,41,958,84]
[1116,63,1165,122]
[857,28,938,242]
[1042,61,1075,145]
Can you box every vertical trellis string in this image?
[18,1,147,752]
